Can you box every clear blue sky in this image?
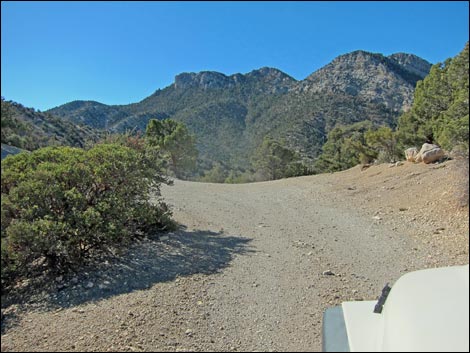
[1,1,469,111]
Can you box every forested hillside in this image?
[1,98,102,154]
[396,42,469,153]
[9,43,467,180]
[314,42,468,173]
[6,42,467,181]
[46,50,432,179]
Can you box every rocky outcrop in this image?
[387,53,433,79]
[244,67,297,93]
[174,67,296,93]
[295,50,431,112]
[174,72,235,90]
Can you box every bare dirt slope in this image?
[1,159,468,352]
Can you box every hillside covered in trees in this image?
[3,44,468,181]
[1,98,102,154]
[397,42,469,154]
[315,42,468,173]
[45,49,434,180]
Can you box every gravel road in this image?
[1,160,468,352]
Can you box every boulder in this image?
[415,143,444,164]
[405,147,419,162]
[422,147,445,164]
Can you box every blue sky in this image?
[1,1,469,111]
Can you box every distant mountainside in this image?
[1,99,102,157]
[297,50,428,112]
[47,50,432,169]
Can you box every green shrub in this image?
[252,136,304,180]
[146,119,198,178]
[1,143,174,290]
[396,42,469,155]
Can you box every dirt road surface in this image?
[1,160,468,352]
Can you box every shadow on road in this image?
[1,228,254,332]
[58,228,254,307]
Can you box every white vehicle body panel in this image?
[341,265,469,352]
[342,301,381,351]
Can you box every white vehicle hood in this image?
[342,265,469,352]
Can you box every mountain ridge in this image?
[48,50,429,111]
[45,49,432,171]
[1,98,102,158]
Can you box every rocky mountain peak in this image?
[246,67,292,79]
[305,50,387,81]
[174,67,296,93]
[297,49,431,112]
[387,53,432,78]
[244,67,297,93]
[174,71,234,90]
